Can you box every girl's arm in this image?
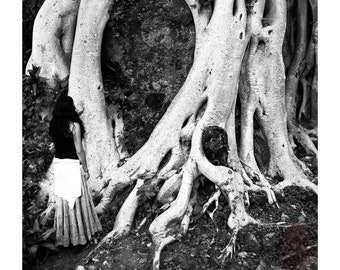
[71,122,89,176]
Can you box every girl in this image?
[49,94,101,247]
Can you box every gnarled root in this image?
[90,1,317,268]
[285,0,318,158]
[288,122,318,157]
[273,172,318,195]
[87,178,144,260]
[26,0,80,87]
[150,160,197,270]
[193,186,221,223]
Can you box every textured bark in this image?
[309,0,318,126]
[68,0,120,192]
[240,0,317,193]
[26,0,318,268]
[310,22,318,125]
[285,0,317,156]
[26,0,80,87]
[95,1,267,268]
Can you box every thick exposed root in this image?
[273,175,318,195]
[298,78,310,121]
[156,172,183,205]
[240,159,278,207]
[68,0,121,192]
[26,0,80,87]
[87,179,144,259]
[109,179,144,238]
[87,1,317,269]
[150,160,197,270]
[285,0,318,158]
[288,122,318,157]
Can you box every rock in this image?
[75,266,85,270]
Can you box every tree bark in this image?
[285,0,317,156]
[26,0,80,87]
[68,0,121,192]
[26,0,318,268]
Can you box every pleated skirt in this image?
[54,173,102,247]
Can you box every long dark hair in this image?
[49,95,85,141]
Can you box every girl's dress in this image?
[52,134,102,247]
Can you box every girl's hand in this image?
[81,168,90,180]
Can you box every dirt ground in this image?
[33,173,317,270]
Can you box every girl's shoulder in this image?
[69,122,80,133]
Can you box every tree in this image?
[26,0,318,269]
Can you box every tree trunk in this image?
[285,0,317,157]
[26,0,80,87]
[26,0,318,268]
[68,0,121,192]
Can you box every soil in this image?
[32,153,317,270]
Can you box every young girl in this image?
[49,94,101,247]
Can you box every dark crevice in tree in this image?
[257,39,266,52]
[182,115,191,128]
[232,0,238,16]
[202,126,229,166]
[195,97,208,121]
[198,0,214,15]
[158,149,172,171]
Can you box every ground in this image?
[33,146,317,270]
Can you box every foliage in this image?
[23,219,58,268]
[136,182,161,220]
[23,66,60,268]
[103,74,168,155]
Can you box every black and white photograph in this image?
[14,0,333,269]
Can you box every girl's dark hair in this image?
[49,95,85,140]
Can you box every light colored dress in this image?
[53,158,102,247]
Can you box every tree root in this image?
[156,172,183,205]
[26,0,80,87]
[218,227,239,263]
[273,176,318,195]
[298,78,310,121]
[240,159,278,207]
[288,122,318,157]
[193,186,221,223]
[87,178,144,260]
[87,1,317,269]
[150,160,197,270]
